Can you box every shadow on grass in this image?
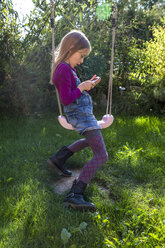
[0,114,165,248]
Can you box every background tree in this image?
[0,0,22,112]
[128,18,165,109]
[0,0,164,115]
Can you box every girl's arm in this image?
[55,64,81,106]
[58,79,81,106]
[54,64,101,105]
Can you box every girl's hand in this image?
[91,76,101,85]
[78,75,101,92]
[78,80,96,92]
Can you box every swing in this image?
[50,0,117,130]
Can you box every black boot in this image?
[47,145,73,176]
[63,180,96,211]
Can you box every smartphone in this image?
[92,76,101,83]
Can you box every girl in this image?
[48,30,108,211]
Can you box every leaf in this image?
[148,233,159,241]
[82,3,86,12]
[7,177,13,183]
[71,222,88,234]
[80,12,82,22]
[104,238,116,247]
[56,133,61,137]
[78,222,88,231]
[42,127,46,135]
[61,228,71,245]
[69,245,77,248]
[96,1,112,20]
[113,237,120,245]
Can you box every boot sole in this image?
[63,202,96,212]
[47,159,72,177]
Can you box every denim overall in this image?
[63,69,101,135]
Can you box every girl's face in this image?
[66,49,89,68]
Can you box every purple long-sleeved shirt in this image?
[53,62,81,106]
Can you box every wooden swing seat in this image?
[58,114,114,130]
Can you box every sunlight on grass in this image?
[116,143,142,166]
[0,114,165,247]
[134,116,162,135]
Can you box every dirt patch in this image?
[52,169,81,194]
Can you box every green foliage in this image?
[129,18,165,83]
[61,222,88,246]
[0,0,21,111]
[128,17,165,105]
[61,228,71,246]
[0,0,165,114]
[96,1,112,21]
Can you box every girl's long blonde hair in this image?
[50,30,91,83]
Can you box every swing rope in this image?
[51,0,63,116]
[50,0,117,129]
[106,0,117,115]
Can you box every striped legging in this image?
[68,129,108,184]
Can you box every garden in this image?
[0,0,165,247]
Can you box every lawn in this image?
[0,113,165,248]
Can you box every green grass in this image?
[0,113,165,248]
